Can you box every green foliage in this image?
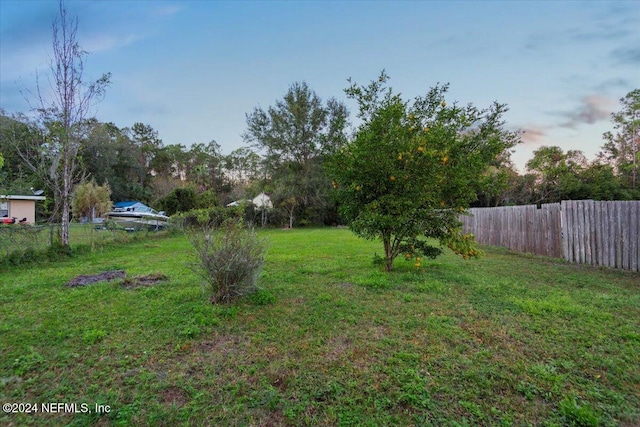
[83,121,147,202]
[186,219,268,303]
[72,179,113,220]
[158,186,198,215]
[158,186,219,216]
[247,288,276,306]
[1,228,639,426]
[558,396,600,427]
[173,205,245,229]
[600,89,640,191]
[244,81,349,226]
[328,72,519,270]
[82,328,107,345]
[523,145,638,203]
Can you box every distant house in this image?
[0,195,46,224]
[252,193,273,209]
[226,193,273,209]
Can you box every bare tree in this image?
[14,1,110,246]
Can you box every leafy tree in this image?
[473,151,520,207]
[523,146,632,202]
[507,173,539,205]
[129,122,162,190]
[0,153,4,171]
[185,141,222,190]
[327,73,519,271]
[71,179,112,221]
[600,89,640,191]
[158,186,198,215]
[525,146,584,203]
[244,82,348,225]
[10,1,110,245]
[148,143,189,202]
[151,143,188,180]
[158,186,217,216]
[575,162,631,200]
[82,120,144,201]
[224,147,263,184]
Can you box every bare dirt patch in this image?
[65,271,167,289]
[160,386,189,407]
[65,270,126,287]
[120,273,168,289]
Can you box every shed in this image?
[0,195,46,224]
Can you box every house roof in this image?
[0,195,46,201]
[114,201,144,208]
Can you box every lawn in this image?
[0,223,156,259]
[1,228,638,426]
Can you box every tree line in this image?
[478,90,640,206]
[0,2,637,241]
[1,87,639,226]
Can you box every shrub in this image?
[173,206,243,229]
[247,288,276,306]
[558,395,599,427]
[186,219,268,304]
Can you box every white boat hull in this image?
[106,212,170,230]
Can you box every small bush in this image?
[248,288,276,306]
[83,329,107,345]
[558,395,599,427]
[187,219,268,304]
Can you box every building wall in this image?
[9,200,36,224]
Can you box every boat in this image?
[106,201,170,231]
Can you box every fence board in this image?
[631,201,639,272]
[462,200,639,272]
[562,202,570,261]
[616,203,623,269]
[595,202,603,267]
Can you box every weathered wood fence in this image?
[460,200,640,272]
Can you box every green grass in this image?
[0,222,160,261]
[1,228,638,426]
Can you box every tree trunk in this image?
[61,145,71,246]
[383,234,393,271]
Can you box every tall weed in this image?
[186,219,268,303]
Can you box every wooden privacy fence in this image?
[460,200,640,272]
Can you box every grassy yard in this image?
[0,223,158,259]
[1,228,638,426]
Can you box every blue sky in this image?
[1,0,638,171]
